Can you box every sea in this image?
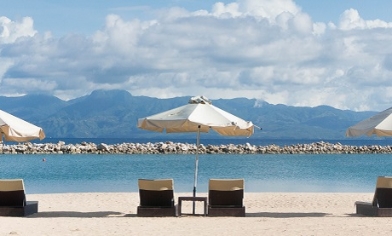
[2,137,392,194]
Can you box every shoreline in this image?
[2,140,392,154]
[2,192,388,235]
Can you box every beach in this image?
[2,192,391,235]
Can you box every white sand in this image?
[1,192,392,236]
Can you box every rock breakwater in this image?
[1,141,392,154]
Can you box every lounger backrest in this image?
[372,176,392,208]
[138,179,174,207]
[0,179,26,207]
[208,179,244,207]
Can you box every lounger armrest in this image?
[355,201,372,206]
[210,204,243,208]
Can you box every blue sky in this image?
[2,1,392,36]
[1,0,392,111]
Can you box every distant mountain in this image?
[0,89,376,140]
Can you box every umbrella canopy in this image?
[0,110,45,142]
[138,96,254,136]
[346,107,392,137]
[137,96,255,213]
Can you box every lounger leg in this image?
[24,201,39,216]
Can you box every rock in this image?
[1,141,392,155]
[97,143,109,151]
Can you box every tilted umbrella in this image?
[137,96,255,212]
[0,110,45,142]
[346,107,392,137]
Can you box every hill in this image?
[0,90,376,140]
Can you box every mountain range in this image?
[0,89,376,140]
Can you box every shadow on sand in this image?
[31,211,330,218]
[246,212,329,218]
[29,211,124,218]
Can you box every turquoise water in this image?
[1,153,392,194]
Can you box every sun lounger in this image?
[208,178,245,217]
[0,179,38,216]
[356,176,392,217]
[137,179,176,217]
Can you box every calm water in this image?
[1,153,391,194]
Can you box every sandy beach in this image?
[2,192,392,235]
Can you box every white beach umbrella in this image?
[137,96,255,211]
[346,107,392,137]
[0,110,45,142]
[138,96,254,136]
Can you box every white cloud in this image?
[1,0,392,111]
[0,58,14,81]
[212,2,241,18]
[238,0,300,21]
[339,9,392,30]
[0,16,36,44]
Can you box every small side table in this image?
[178,196,207,216]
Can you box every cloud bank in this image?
[1,0,392,111]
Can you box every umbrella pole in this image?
[193,126,200,214]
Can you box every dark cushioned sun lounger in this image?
[0,179,38,217]
[208,179,245,217]
[137,179,176,217]
[356,176,392,217]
